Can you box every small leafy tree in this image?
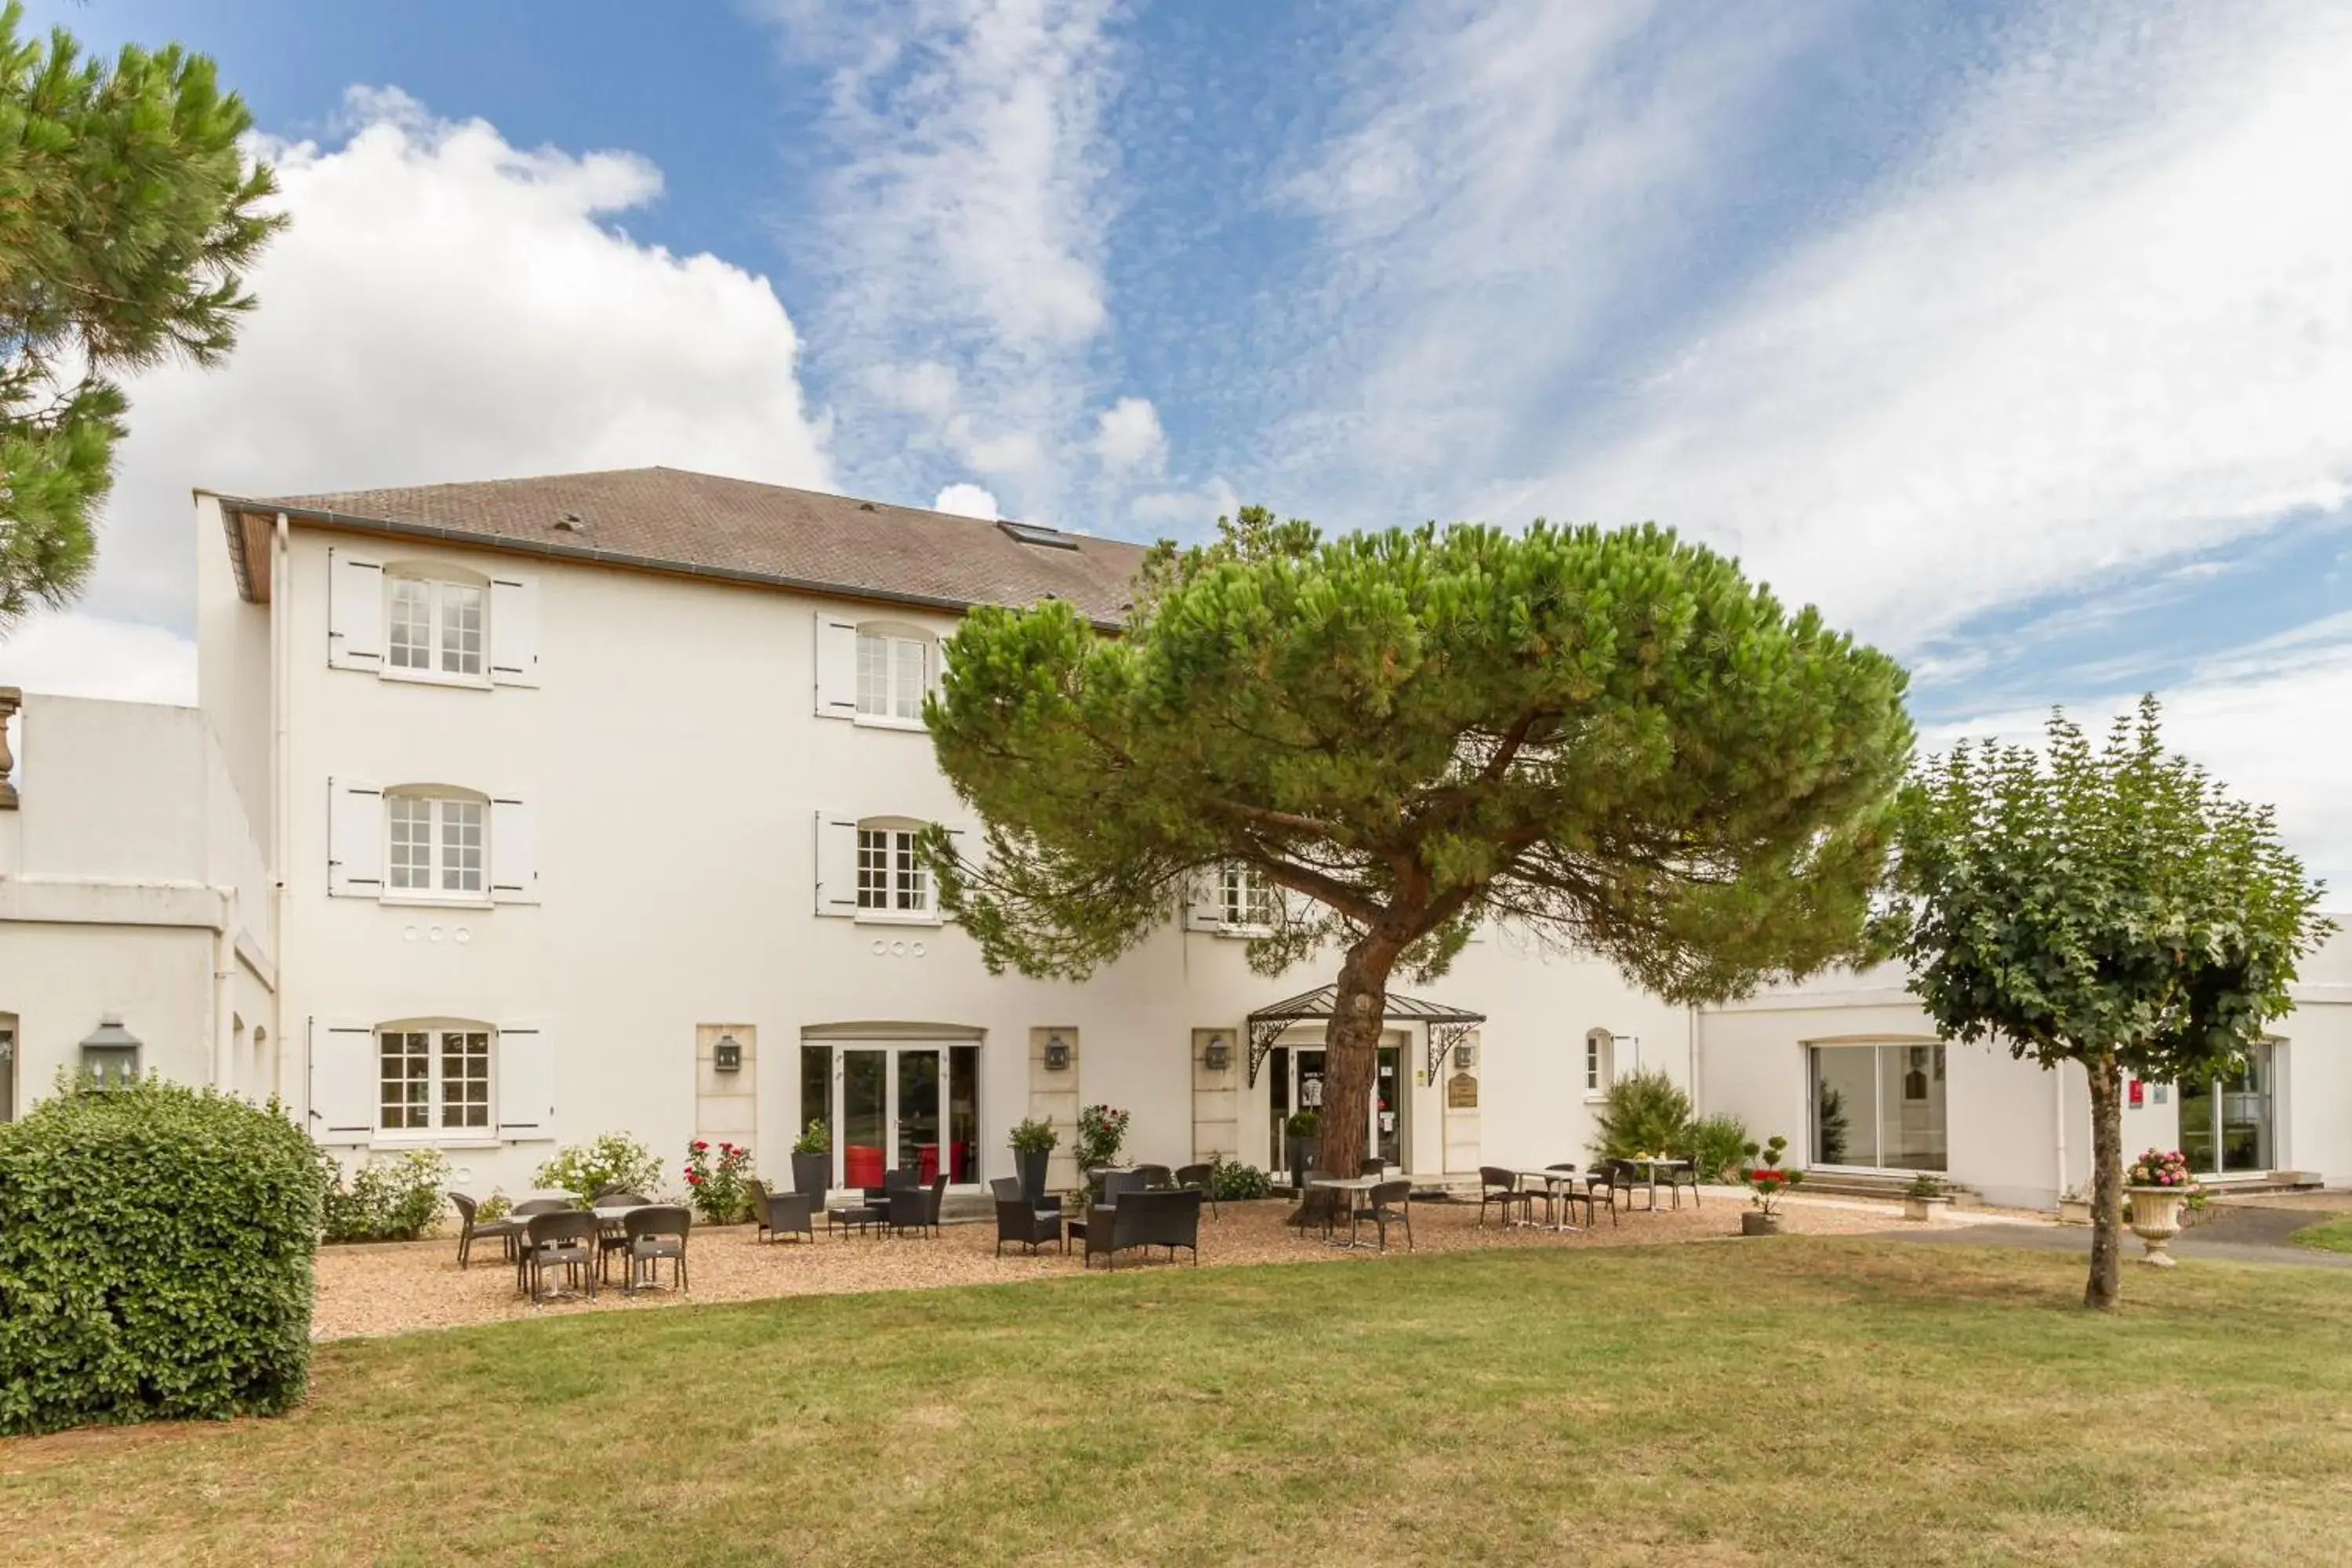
[0,5,284,629]
[1886,698,2333,1309]
[1589,1067,1693,1163]
[924,510,1914,1181]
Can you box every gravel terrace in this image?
[316,1188,1915,1340]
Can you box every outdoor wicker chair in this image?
[1477,1166,1534,1228]
[592,1188,653,1207]
[1350,1179,1414,1253]
[1358,1158,1386,1178]
[1134,1163,1174,1190]
[1657,1161,1701,1209]
[1544,1162,1595,1227]
[748,1179,815,1243]
[1294,1170,1347,1238]
[993,1177,1065,1255]
[1173,1163,1218,1218]
[619,1205,691,1294]
[1099,1169,1149,1205]
[521,1210,601,1304]
[450,1192,521,1270]
[508,1198,577,1290]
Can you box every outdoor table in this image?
[1619,1157,1692,1210]
[1307,1175,1383,1250]
[1511,1170,1585,1232]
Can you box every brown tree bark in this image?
[2084,1051,2124,1312]
[1290,935,1399,1225]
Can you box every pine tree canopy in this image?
[920,509,1917,1007]
[0,2,282,629]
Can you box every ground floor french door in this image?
[800,1041,981,1189]
[1809,1041,1947,1172]
[2180,1042,2274,1176]
[1264,1037,1405,1171]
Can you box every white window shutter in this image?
[815,811,859,916]
[328,777,383,897]
[310,1022,377,1145]
[497,1022,555,1140]
[815,615,858,719]
[489,575,540,687]
[1184,867,1225,931]
[327,548,385,670]
[491,794,539,903]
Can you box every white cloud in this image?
[0,612,195,705]
[773,0,1118,514]
[932,482,1000,520]
[1089,396,1166,476]
[1924,622,2352,907]
[1130,475,1239,535]
[60,84,833,676]
[1523,1,2352,652]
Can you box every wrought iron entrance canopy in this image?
[1241,985,1487,1086]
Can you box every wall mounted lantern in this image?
[1044,1033,1072,1072]
[1203,1033,1232,1072]
[79,1014,142,1089]
[713,1034,743,1074]
[1454,1040,1477,1071]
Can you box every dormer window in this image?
[327,547,538,687]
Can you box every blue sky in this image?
[15,0,2352,891]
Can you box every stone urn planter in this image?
[1903,1194,1953,1223]
[1740,1211,1781,1237]
[2127,1186,2187,1267]
[2056,1194,2092,1226]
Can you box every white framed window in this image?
[384,789,488,900]
[1219,863,1279,931]
[386,572,487,680]
[1584,1028,1615,1097]
[376,1022,493,1134]
[856,825,931,914]
[855,630,929,724]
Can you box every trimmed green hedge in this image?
[0,1078,325,1436]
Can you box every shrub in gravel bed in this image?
[320,1148,450,1242]
[0,1077,323,1436]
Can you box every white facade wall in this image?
[0,695,276,1119]
[236,520,1687,1194]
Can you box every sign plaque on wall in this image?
[1446,1071,1479,1109]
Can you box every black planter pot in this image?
[1285,1136,1319,1194]
[790,1151,830,1203]
[1014,1149,1051,1207]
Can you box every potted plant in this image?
[2056,1184,2092,1226]
[1737,1134,1803,1236]
[2123,1147,2198,1267]
[1283,1109,1321,1194]
[1901,1172,1951,1222]
[789,1119,831,1203]
[1009,1116,1058,1206]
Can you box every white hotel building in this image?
[2,466,2344,1207]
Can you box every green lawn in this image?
[2290,1214,2352,1254]
[5,1240,2350,1566]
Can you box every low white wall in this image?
[0,923,217,1112]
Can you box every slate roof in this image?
[212,466,1151,624]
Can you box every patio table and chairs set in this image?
[1474,1157,1700,1232]
[452,1187,691,1304]
[991,1163,1211,1270]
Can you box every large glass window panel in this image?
[948,1044,980,1183]
[388,579,430,669]
[1812,1046,1876,1167]
[1266,1045,1290,1169]
[387,796,431,890]
[800,1046,833,1156]
[1374,1044,1403,1167]
[842,1049,887,1189]
[379,1030,431,1131]
[898,1050,942,1182]
[1881,1043,1947,1171]
[441,583,484,675]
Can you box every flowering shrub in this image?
[684,1139,754,1225]
[2125,1148,2196,1190]
[534,1132,662,1206]
[1738,1134,1804,1218]
[1075,1104,1131,1172]
[319,1148,450,1242]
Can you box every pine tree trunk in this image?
[1289,936,1398,1225]
[2084,1051,2124,1312]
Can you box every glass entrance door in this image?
[1263,1038,1403,1171]
[802,1043,982,1188]
[2180,1042,2273,1175]
[1809,1042,1947,1172]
